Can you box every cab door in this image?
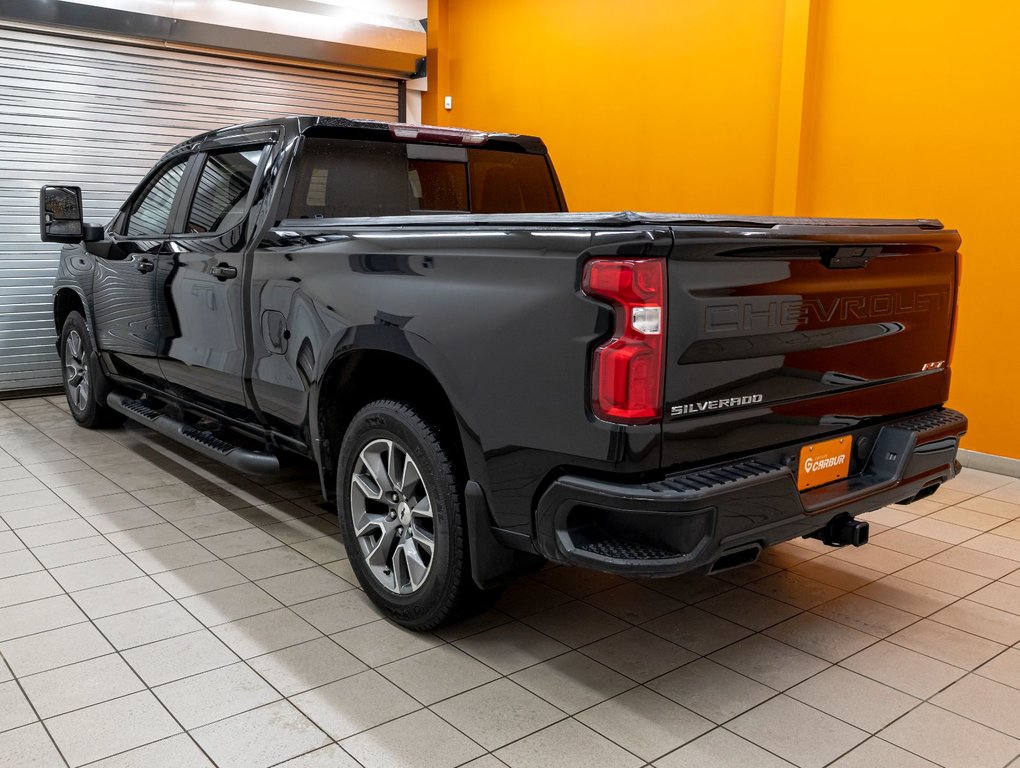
[91,153,194,388]
[157,134,275,420]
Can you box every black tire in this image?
[337,399,499,630]
[59,311,122,429]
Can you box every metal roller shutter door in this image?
[0,25,400,392]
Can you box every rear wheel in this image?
[337,399,499,629]
[59,311,121,429]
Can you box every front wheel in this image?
[59,311,121,429]
[337,399,498,630]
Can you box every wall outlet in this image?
[444,95,452,110]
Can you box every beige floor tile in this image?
[179,582,282,626]
[933,674,1020,738]
[255,565,351,605]
[342,708,484,768]
[743,570,845,610]
[889,618,1005,669]
[728,694,867,768]
[896,559,992,597]
[957,495,1020,519]
[198,528,284,559]
[95,601,203,649]
[994,520,1020,540]
[583,582,683,624]
[70,575,172,619]
[211,607,320,659]
[0,571,62,608]
[151,560,247,599]
[261,516,340,545]
[521,601,628,648]
[812,593,918,638]
[930,545,1020,578]
[642,573,733,603]
[791,554,881,591]
[247,637,365,696]
[860,506,920,527]
[647,658,774,723]
[899,516,979,544]
[713,559,782,586]
[495,577,573,618]
[290,534,347,564]
[122,629,239,686]
[984,482,1020,505]
[20,653,144,718]
[1,502,80,530]
[0,549,41,579]
[930,598,1020,645]
[970,581,1020,615]
[882,703,1020,768]
[379,644,499,705]
[0,680,36,732]
[32,535,120,568]
[46,690,181,767]
[291,589,380,634]
[510,651,634,714]
[643,606,753,655]
[224,547,317,581]
[931,506,1007,531]
[963,533,1020,561]
[128,541,218,574]
[49,554,144,592]
[70,493,146,517]
[85,733,214,768]
[976,647,1020,690]
[0,723,66,768]
[580,626,696,682]
[106,523,191,554]
[759,541,821,569]
[497,718,642,768]
[787,665,919,732]
[147,495,227,521]
[841,640,965,697]
[0,594,86,642]
[871,528,952,558]
[827,737,940,768]
[576,686,712,762]
[291,669,420,739]
[763,612,877,662]
[655,727,796,767]
[532,565,628,598]
[0,622,112,676]
[432,678,563,751]
[698,587,802,630]
[454,620,569,675]
[154,662,280,729]
[191,701,330,768]
[827,542,919,573]
[710,634,829,690]
[273,744,360,768]
[854,575,956,616]
[332,618,443,667]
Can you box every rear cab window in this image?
[286,137,562,219]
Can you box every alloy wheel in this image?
[63,329,90,412]
[350,438,435,594]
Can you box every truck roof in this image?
[166,115,548,156]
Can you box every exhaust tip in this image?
[709,543,762,574]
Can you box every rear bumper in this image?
[534,408,967,576]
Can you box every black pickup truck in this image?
[41,116,967,629]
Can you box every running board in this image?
[106,392,280,476]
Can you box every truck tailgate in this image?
[662,224,961,468]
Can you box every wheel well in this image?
[317,349,466,502]
[54,289,85,336]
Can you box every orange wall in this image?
[425,0,1020,459]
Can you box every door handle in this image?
[136,259,155,274]
[210,264,238,280]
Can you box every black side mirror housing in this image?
[40,185,84,243]
[83,223,105,242]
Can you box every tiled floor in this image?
[1,396,1020,768]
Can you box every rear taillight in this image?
[582,258,667,424]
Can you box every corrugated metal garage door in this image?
[0,25,400,392]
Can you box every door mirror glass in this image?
[40,185,84,243]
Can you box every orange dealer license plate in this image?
[797,435,853,491]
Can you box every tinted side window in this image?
[126,158,188,237]
[468,150,561,213]
[185,147,266,234]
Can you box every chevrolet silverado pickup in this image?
[41,116,967,629]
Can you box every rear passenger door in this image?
[157,132,276,420]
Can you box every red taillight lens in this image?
[582,258,666,424]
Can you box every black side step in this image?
[107,392,280,476]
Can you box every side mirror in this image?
[40,185,84,243]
